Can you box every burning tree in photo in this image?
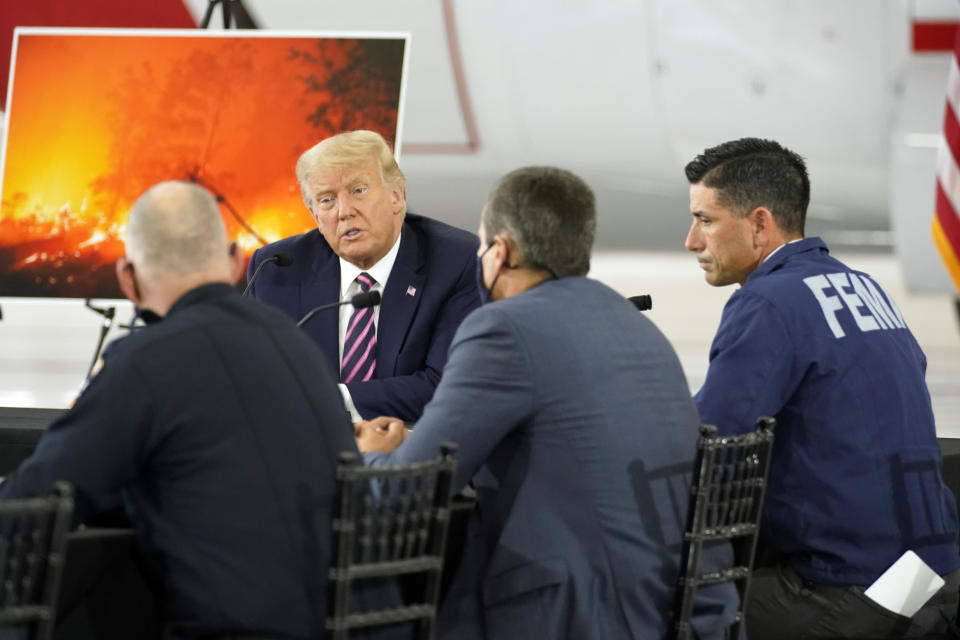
[0,30,406,298]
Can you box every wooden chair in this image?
[0,482,74,640]
[327,444,458,640]
[673,418,776,640]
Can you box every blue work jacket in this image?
[696,237,960,585]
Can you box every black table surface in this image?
[4,407,960,637]
[0,406,64,427]
[6,405,960,472]
[0,407,64,473]
[7,406,960,507]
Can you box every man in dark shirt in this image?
[0,181,358,639]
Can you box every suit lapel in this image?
[378,224,425,376]
[299,239,341,372]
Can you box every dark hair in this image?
[684,138,809,235]
[484,166,596,278]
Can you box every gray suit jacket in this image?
[368,277,738,639]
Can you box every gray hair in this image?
[483,166,596,278]
[125,181,228,279]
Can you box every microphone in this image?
[629,295,652,311]
[243,251,293,297]
[297,290,382,328]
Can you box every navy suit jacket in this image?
[247,213,480,421]
[367,277,739,640]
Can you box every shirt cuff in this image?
[338,383,363,423]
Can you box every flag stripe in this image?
[936,101,960,249]
[933,217,960,291]
[948,54,960,113]
[932,30,960,294]
[944,102,960,168]
[935,182,960,252]
[936,139,960,229]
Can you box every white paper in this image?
[863,550,945,617]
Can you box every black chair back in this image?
[0,482,74,640]
[673,418,775,640]
[327,444,458,640]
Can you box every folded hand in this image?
[355,416,409,453]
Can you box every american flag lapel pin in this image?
[405,285,417,297]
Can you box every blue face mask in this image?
[476,243,495,304]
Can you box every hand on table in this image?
[355,416,409,453]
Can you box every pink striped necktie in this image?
[341,272,377,383]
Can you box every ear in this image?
[493,233,514,268]
[390,184,406,216]
[227,241,245,284]
[306,201,322,227]
[749,206,775,243]
[115,257,139,303]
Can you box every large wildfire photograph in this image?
[0,28,407,299]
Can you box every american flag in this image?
[405,285,417,297]
[935,26,960,294]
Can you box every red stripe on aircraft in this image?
[913,21,960,52]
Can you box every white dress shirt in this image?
[336,233,401,422]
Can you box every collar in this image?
[136,308,164,325]
[747,236,829,282]
[762,238,804,264]
[163,282,238,319]
[339,231,402,296]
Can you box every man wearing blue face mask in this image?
[355,167,739,640]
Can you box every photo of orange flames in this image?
[0,30,405,298]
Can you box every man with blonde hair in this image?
[248,130,479,422]
[0,181,359,639]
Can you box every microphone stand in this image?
[84,299,117,380]
[297,300,353,329]
[243,255,278,296]
[298,291,382,328]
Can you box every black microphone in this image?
[297,290,382,328]
[243,251,293,297]
[629,295,652,311]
